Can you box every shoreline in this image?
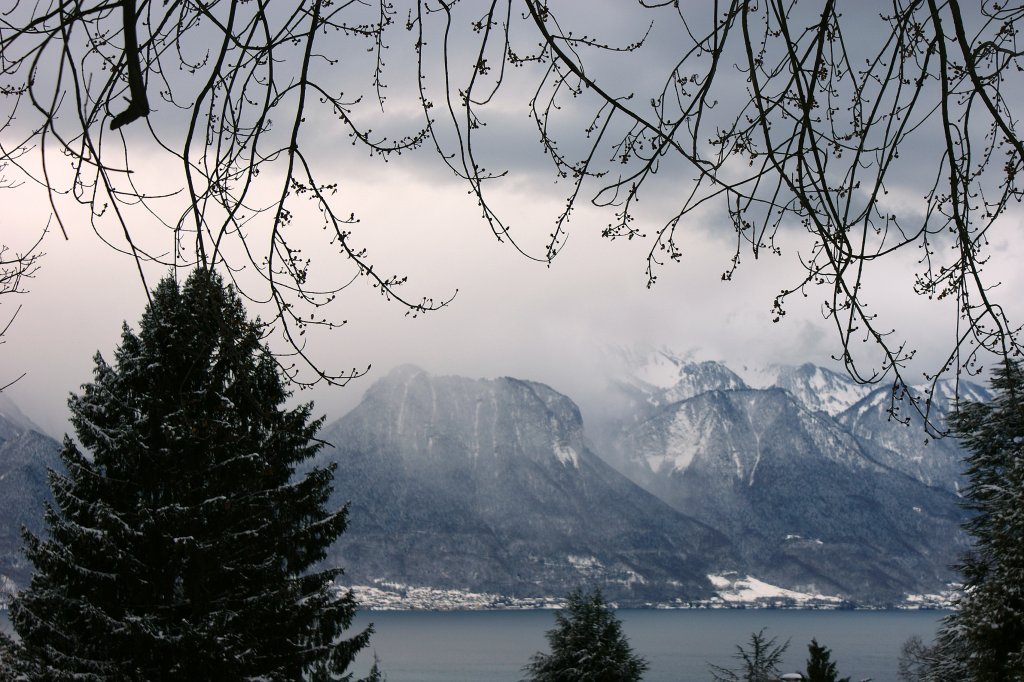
[346,581,956,612]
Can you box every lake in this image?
[348,609,946,682]
[0,606,945,681]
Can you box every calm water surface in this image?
[0,607,945,681]
[349,609,946,682]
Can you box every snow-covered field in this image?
[345,575,957,611]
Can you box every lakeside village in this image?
[345,575,957,612]
[0,578,956,613]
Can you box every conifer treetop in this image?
[11,268,372,681]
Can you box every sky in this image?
[2,1,1023,437]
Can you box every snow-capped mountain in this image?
[837,379,990,493]
[616,386,968,602]
[0,356,982,607]
[607,348,870,417]
[312,362,971,605]
[590,348,751,468]
[315,366,734,604]
[0,391,45,435]
[739,362,872,416]
[601,351,972,495]
[0,396,60,597]
[613,348,749,407]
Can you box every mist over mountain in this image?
[586,348,751,469]
[0,392,47,436]
[315,366,733,604]
[0,352,981,607]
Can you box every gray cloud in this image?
[3,0,1023,434]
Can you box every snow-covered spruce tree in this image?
[522,588,647,682]
[0,632,18,681]
[934,360,1024,682]
[805,639,850,682]
[10,269,370,681]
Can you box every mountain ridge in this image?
[314,366,735,604]
[0,356,983,607]
[615,384,967,602]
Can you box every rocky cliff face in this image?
[316,366,734,604]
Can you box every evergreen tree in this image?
[708,629,788,682]
[805,639,849,682]
[0,632,20,681]
[929,359,1024,682]
[10,270,371,681]
[522,587,647,682]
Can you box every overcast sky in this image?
[3,1,1023,437]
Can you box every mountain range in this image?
[0,352,987,606]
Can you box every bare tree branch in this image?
[1,0,1021,428]
[109,0,149,130]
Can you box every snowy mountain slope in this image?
[837,379,991,493]
[739,362,872,416]
[606,348,745,405]
[608,348,868,416]
[595,352,871,452]
[0,398,60,597]
[588,349,750,468]
[599,350,973,492]
[315,366,735,604]
[0,392,45,435]
[617,387,968,602]
[0,357,982,608]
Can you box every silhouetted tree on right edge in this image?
[896,361,1024,682]
[933,360,1024,681]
